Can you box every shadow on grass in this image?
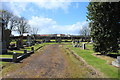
[1,52,13,55]
[0,58,12,62]
[96,54,120,59]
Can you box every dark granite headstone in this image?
[0,18,7,54]
[16,40,21,49]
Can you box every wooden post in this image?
[13,52,17,63]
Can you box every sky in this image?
[1,0,89,35]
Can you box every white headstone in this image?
[82,43,85,50]
[112,56,120,67]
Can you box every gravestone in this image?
[13,52,17,62]
[45,38,50,42]
[91,38,93,43]
[26,35,32,47]
[31,36,35,45]
[16,39,21,49]
[82,43,86,49]
[0,18,7,54]
[5,29,11,48]
[57,38,61,43]
[72,40,80,47]
[112,56,120,67]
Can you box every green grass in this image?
[65,43,118,78]
[0,55,12,58]
[10,41,16,44]
[33,43,44,51]
[9,50,24,54]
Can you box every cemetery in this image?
[1,33,120,78]
[0,19,119,78]
[0,1,120,79]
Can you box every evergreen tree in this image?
[87,2,120,54]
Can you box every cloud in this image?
[34,0,71,13]
[1,2,28,17]
[28,16,88,35]
[1,0,72,15]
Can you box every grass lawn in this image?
[65,43,119,78]
[0,55,13,58]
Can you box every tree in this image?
[16,17,30,35]
[87,2,120,54]
[80,25,90,36]
[0,10,13,30]
[0,10,18,48]
[15,17,30,48]
[31,27,39,35]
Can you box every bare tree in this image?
[14,17,30,48]
[31,27,39,35]
[30,27,39,41]
[16,17,30,35]
[0,10,13,30]
[0,10,18,48]
[80,26,90,36]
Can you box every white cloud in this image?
[34,1,71,13]
[28,16,88,35]
[1,1,72,16]
[1,0,90,2]
[1,2,28,17]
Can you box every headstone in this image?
[45,38,50,42]
[72,40,75,47]
[0,18,7,54]
[82,43,86,49]
[13,52,17,62]
[24,50,27,54]
[91,38,93,43]
[112,56,120,67]
[57,38,61,43]
[16,40,21,49]
[31,47,34,53]
[72,40,80,47]
[4,29,11,48]
[26,35,32,47]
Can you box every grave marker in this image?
[16,40,21,49]
[0,18,7,54]
[13,52,17,62]
[72,39,80,47]
[26,35,32,47]
[112,56,120,67]
[82,43,86,50]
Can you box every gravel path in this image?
[2,44,103,78]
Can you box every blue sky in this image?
[1,1,89,35]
